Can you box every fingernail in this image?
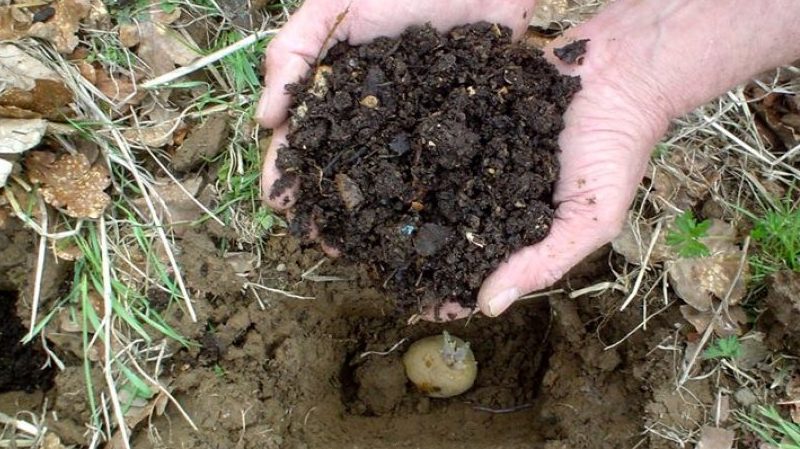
[487,288,520,317]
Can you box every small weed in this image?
[213,364,226,378]
[703,336,741,360]
[666,210,712,258]
[740,406,800,448]
[749,198,800,283]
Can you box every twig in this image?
[359,338,407,359]
[99,216,131,449]
[620,220,663,311]
[245,282,314,300]
[25,198,48,342]
[569,281,626,299]
[141,30,277,89]
[471,403,534,414]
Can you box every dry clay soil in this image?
[8,224,800,449]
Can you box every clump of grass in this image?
[740,406,800,448]
[666,210,712,258]
[748,197,800,283]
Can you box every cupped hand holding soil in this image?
[258,0,800,318]
[256,0,670,318]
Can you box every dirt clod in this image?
[276,23,580,310]
[553,39,589,65]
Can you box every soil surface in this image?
[273,23,580,310]
[2,222,797,449]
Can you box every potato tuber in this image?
[402,331,477,398]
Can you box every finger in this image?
[256,0,349,128]
[261,124,298,210]
[477,198,626,317]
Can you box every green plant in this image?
[749,198,800,283]
[666,210,712,258]
[740,406,800,448]
[702,336,741,360]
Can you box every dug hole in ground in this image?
[2,1,800,448]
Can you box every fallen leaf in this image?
[0,159,12,187]
[611,213,669,264]
[123,4,198,79]
[0,118,48,187]
[0,118,47,155]
[695,426,735,449]
[131,176,206,233]
[0,43,62,89]
[0,44,73,119]
[123,121,177,147]
[26,0,92,54]
[25,151,111,218]
[0,6,32,42]
[94,67,144,106]
[680,304,746,337]
[668,219,748,311]
[27,0,92,54]
[172,113,229,172]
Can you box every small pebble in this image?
[359,95,379,108]
[275,263,287,272]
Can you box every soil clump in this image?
[274,22,580,310]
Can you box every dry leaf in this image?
[0,118,47,154]
[0,44,73,119]
[0,118,48,187]
[680,305,746,337]
[137,21,199,77]
[172,113,228,171]
[26,0,91,54]
[695,426,735,449]
[124,4,198,78]
[0,43,62,90]
[123,121,177,147]
[25,151,111,218]
[131,176,206,232]
[0,159,12,187]
[611,213,669,264]
[668,219,748,311]
[0,6,32,41]
[94,68,144,105]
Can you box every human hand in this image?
[256,0,675,320]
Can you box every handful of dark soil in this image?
[273,23,580,311]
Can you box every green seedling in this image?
[666,210,712,258]
[749,198,800,283]
[702,335,741,360]
[740,406,800,448]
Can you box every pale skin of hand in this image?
[258,0,800,320]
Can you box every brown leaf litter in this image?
[24,151,111,218]
[0,118,48,187]
[668,219,749,312]
[0,0,96,54]
[171,113,229,172]
[0,43,73,120]
[118,2,200,78]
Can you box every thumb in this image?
[477,199,625,317]
[256,0,349,128]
